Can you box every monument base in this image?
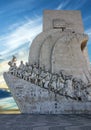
[4,73,91,114]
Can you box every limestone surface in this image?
[29,10,90,83]
[4,72,91,114]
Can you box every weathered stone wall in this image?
[43,10,84,33]
[51,32,90,82]
[29,30,60,66]
[28,10,90,83]
[4,73,91,114]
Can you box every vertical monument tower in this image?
[29,10,90,82]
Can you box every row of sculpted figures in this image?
[8,56,91,102]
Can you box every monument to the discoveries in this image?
[4,10,91,114]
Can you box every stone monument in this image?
[4,10,91,114]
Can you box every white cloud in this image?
[0,17,42,58]
[85,29,91,45]
[56,3,64,10]
[86,29,91,36]
[0,16,42,89]
[56,0,71,10]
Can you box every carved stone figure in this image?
[50,74,57,90]
[23,71,29,80]
[38,69,46,87]
[86,87,91,101]
[57,72,65,92]
[28,64,33,73]
[8,55,17,70]
[24,62,29,72]
[44,71,51,89]
[7,58,91,102]
[19,61,25,70]
[16,61,25,78]
[9,63,17,75]
[7,57,91,102]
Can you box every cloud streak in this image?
[0,16,42,60]
[0,16,42,88]
[56,0,70,10]
[86,29,91,36]
[86,29,91,41]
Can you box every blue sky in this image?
[0,0,91,111]
[0,0,91,62]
